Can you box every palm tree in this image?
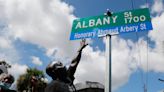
[17,68,47,92]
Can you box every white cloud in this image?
[0,0,80,88]
[0,42,20,64]
[0,0,78,60]
[0,0,79,84]
[111,37,137,90]
[8,63,28,90]
[31,56,43,66]
[149,13,164,43]
[151,0,164,14]
[147,11,164,73]
[0,37,12,48]
[8,63,28,79]
[146,1,164,73]
[75,46,106,85]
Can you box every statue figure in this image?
[45,40,88,92]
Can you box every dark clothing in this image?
[0,85,16,92]
[45,66,76,92]
[45,80,70,92]
[45,49,83,92]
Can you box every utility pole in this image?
[144,84,147,92]
[104,9,113,92]
[105,34,112,92]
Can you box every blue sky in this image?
[0,0,164,92]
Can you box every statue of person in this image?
[45,39,88,92]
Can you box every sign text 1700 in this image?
[124,12,146,24]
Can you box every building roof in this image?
[74,81,104,90]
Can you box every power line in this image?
[130,0,145,90]
[146,34,149,92]
[145,0,149,91]
[145,0,149,8]
[130,0,150,91]
[135,32,145,86]
[130,0,134,9]
[135,32,149,92]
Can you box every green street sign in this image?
[70,8,153,40]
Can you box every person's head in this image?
[0,73,14,89]
[46,61,67,80]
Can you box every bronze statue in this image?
[45,40,88,92]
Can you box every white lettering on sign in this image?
[112,16,118,23]
[140,23,147,30]
[98,28,119,36]
[75,22,82,29]
[103,17,110,24]
[124,12,146,24]
[120,26,138,32]
[89,19,95,27]
[75,16,118,29]
[82,21,88,28]
[74,32,96,39]
[96,18,103,26]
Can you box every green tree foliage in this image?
[17,68,47,92]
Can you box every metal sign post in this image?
[105,35,112,92]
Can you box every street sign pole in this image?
[105,34,112,92]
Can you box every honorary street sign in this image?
[70,8,153,40]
